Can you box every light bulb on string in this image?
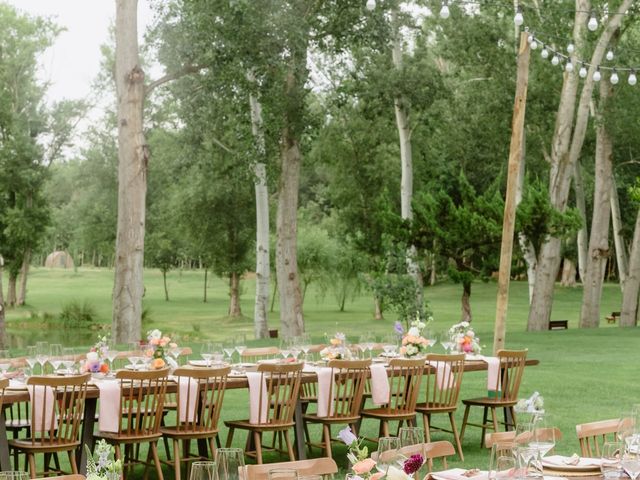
[606,50,614,61]
[541,46,549,59]
[366,0,376,11]
[530,39,538,50]
[514,5,524,26]
[579,64,587,78]
[565,59,574,73]
[588,11,598,31]
[440,1,450,19]
[567,43,575,54]
[593,67,601,82]
[527,34,533,44]
[551,54,560,66]
[629,70,637,86]
[610,69,619,85]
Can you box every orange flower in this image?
[151,358,165,369]
[352,458,376,475]
[99,363,110,374]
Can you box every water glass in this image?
[376,436,401,474]
[516,446,543,479]
[399,426,425,447]
[495,456,517,480]
[49,344,63,374]
[601,441,623,479]
[201,342,214,367]
[267,469,298,480]
[623,437,640,480]
[215,448,244,480]
[0,472,29,480]
[190,461,217,480]
[530,414,555,457]
[489,442,517,480]
[36,341,49,374]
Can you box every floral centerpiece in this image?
[320,332,352,360]
[144,329,178,369]
[448,321,481,354]
[515,391,544,414]
[399,315,431,358]
[338,427,424,479]
[85,439,122,480]
[82,335,110,374]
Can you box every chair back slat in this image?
[115,368,169,436]
[496,349,528,401]
[576,418,625,457]
[325,359,370,418]
[385,358,425,414]
[26,373,90,446]
[244,457,337,480]
[173,366,230,433]
[241,347,279,363]
[424,354,465,408]
[255,363,302,426]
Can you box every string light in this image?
[567,44,575,54]
[440,0,450,19]
[610,69,619,85]
[629,70,637,86]
[541,46,549,59]
[565,59,574,73]
[530,39,538,50]
[514,5,524,26]
[593,67,602,82]
[366,0,376,11]
[579,64,588,78]
[587,11,598,31]
[551,54,560,66]
[606,50,614,61]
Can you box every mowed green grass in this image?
[5,267,637,475]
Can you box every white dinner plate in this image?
[188,360,228,367]
[541,455,601,472]
[124,364,143,370]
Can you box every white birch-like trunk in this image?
[580,80,613,328]
[515,135,537,303]
[560,259,577,287]
[573,162,588,282]
[610,177,628,291]
[248,81,270,339]
[528,0,631,330]
[620,209,640,327]
[112,0,147,343]
[17,249,30,306]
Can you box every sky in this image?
[4,0,156,104]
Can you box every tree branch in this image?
[144,65,206,97]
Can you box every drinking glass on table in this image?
[35,341,49,374]
[359,334,375,359]
[601,441,623,480]
[49,344,63,374]
[212,343,225,365]
[494,456,517,480]
[529,414,555,457]
[399,426,425,447]
[516,446,543,479]
[127,342,142,370]
[623,437,640,480]
[223,341,236,364]
[376,436,401,475]
[215,448,244,480]
[382,334,398,357]
[169,342,182,366]
[619,411,638,446]
[298,333,312,361]
[201,342,214,367]
[279,339,292,361]
[514,422,533,446]
[190,461,217,480]
[489,442,517,480]
[25,346,38,374]
[235,342,247,363]
[0,350,11,377]
[61,347,76,374]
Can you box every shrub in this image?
[59,300,98,328]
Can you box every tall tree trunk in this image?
[7,274,17,308]
[516,139,537,303]
[162,270,169,301]
[0,257,5,348]
[620,209,640,327]
[228,272,242,318]
[203,267,208,303]
[391,8,423,306]
[611,177,628,291]
[580,80,613,328]
[112,0,147,343]
[528,0,630,330]
[560,259,577,287]
[461,281,472,323]
[573,162,588,283]
[374,296,383,320]
[249,81,270,339]
[17,248,31,306]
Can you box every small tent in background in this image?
[44,251,74,269]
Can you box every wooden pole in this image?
[493,31,531,354]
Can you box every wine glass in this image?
[25,346,38,374]
[61,348,76,374]
[439,330,454,353]
[359,334,374,359]
[35,341,49,374]
[376,436,401,474]
[49,344,63,374]
[623,437,640,480]
[382,334,398,357]
[105,341,119,371]
[190,461,217,480]
[601,441,623,480]
[215,448,244,480]
[298,333,312,361]
[127,342,141,370]
[0,350,11,377]
[279,339,292,361]
[530,415,555,457]
[223,341,236,364]
[399,426,425,447]
[201,342,213,367]
[169,343,182,366]
[235,343,247,363]
[212,343,224,365]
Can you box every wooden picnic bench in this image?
[548,320,568,330]
[605,311,621,324]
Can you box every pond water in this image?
[5,326,97,350]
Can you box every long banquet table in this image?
[0,357,539,473]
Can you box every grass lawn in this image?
[4,267,637,476]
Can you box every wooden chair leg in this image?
[322,424,332,459]
[423,414,431,442]
[480,407,489,447]
[382,421,390,437]
[449,412,464,461]
[460,405,471,443]
[491,407,499,435]
[151,442,164,480]
[173,439,181,480]
[28,453,36,479]
[254,431,263,464]
[209,437,217,459]
[226,427,235,448]
[68,450,78,474]
[284,430,295,461]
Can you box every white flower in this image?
[148,329,162,340]
[534,396,544,410]
[336,332,346,341]
[406,345,418,356]
[338,427,358,446]
[387,465,411,480]
[408,327,420,337]
[86,352,99,362]
[460,321,470,328]
[466,330,475,338]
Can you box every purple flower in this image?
[394,321,405,336]
[403,454,424,475]
[337,427,357,446]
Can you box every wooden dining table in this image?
[0,357,539,473]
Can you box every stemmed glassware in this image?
[298,334,312,362]
[35,342,49,374]
[128,342,142,370]
[382,334,398,357]
[212,343,224,365]
[169,342,182,366]
[49,344,63,374]
[439,330,454,354]
[105,341,119,371]
[623,437,640,480]
[215,448,244,480]
[376,436,401,475]
[201,342,214,367]
[359,334,375,359]
[223,341,236,364]
[0,350,11,377]
[529,414,555,457]
[235,341,247,363]
[279,339,292,361]
[25,346,38,376]
[61,348,76,374]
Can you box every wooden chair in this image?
[415,354,465,460]
[370,440,455,472]
[243,457,337,480]
[94,368,169,480]
[225,363,303,464]
[9,373,90,479]
[484,427,562,449]
[302,359,371,458]
[460,349,528,447]
[360,358,425,439]
[576,418,627,457]
[241,347,279,363]
[160,366,230,480]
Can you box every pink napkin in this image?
[29,385,55,433]
[178,377,199,423]
[369,364,390,406]
[427,360,454,390]
[316,367,335,417]
[428,468,488,480]
[247,372,268,424]
[483,356,501,395]
[96,380,121,433]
